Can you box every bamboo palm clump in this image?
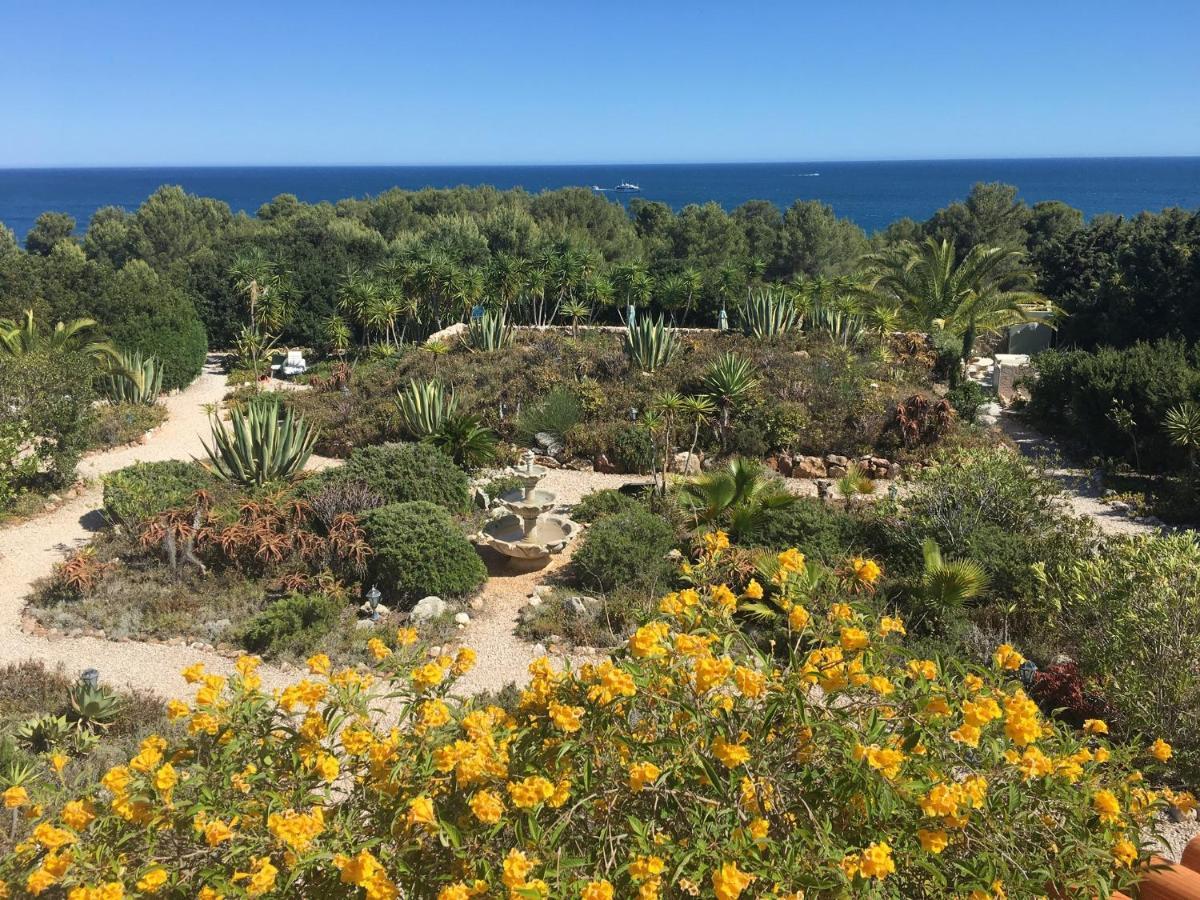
[201,396,318,486]
[100,350,163,405]
[624,317,680,372]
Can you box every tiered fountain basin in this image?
[476,453,580,564]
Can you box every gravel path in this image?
[998,410,1157,537]
[0,358,300,700]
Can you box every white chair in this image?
[282,349,307,377]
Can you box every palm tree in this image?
[231,251,289,335]
[864,238,1052,381]
[904,539,988,635]
[657,273,687,323]
[678,457,797,541]
[1165,402,1200,492]
[702,352,760,446]
[680,394,716,477]
[0,309,122,371]
[558,299,591,339]
[487,254,527,317]
[679,267,703,325]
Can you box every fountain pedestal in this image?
[476,451,579,566]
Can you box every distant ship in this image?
[613,182,640,192]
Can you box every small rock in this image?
[827,464,848,478]
[564,458,594,472]
[593,454,616,474]
[792,456,827,479]
[825,454,849,467]
[775,453,794,478]
[563,596,589,618]
[354,619,376,630]
[47,493,62,504]
[472,487,490,510]
[527,596,542,608]
[410,596,446,623]
[166,636,185,646]
[468,596,485,611]
[533,643,547,656]
[454,612,471,625]
[673,451,702,475]
[533,454,561,469]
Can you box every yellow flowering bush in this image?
[0,536,1179,898]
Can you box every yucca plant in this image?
[100,349,163,405]
[740,288,798,340]
[395,378,458,439]
[464,309,514,352]
[703,352,760,439]
[624,316,680,373]
[201,395,318,487]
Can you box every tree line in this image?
[1,181,1198,374]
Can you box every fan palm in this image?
[904,539,989,635]
[864,238,1053,380]
[0,309,122,371]
[678,457,797,540]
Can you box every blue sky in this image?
[3,0,1198,165]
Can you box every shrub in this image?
[572,507,676,593]
[86,402,167,450]
[1037,532,1200,783]
[342,442,470,511]
[516,388,584,446]
[0,349,96,488]
[1026,340,1200,471]
[611,425,655,474]
[102,461,214,530]
[94,260,208,390]
[239,592,343,657]
[0,540,1168,898]
[295,472,385,529]
[753,497,865,562]
[571,488,642,524]
[426,413,498,470]
[360,501,485,604]
[946,380,989,423]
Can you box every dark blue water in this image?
[2,158,1198,240]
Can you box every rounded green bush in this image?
[361,501,486,605]
[341,443,470,511]
[239,592,342,657]
[102,460,213,529]
[752,498,866,562]
[571,488,641,524]
[572,507,676,594]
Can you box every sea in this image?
[2,158,1199,241]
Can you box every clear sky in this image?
[3,0,1198,166]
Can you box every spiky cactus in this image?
[201,395,318,486]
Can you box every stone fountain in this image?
[477,450,579,565]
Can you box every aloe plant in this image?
[464,309,514,352]
[100,349,163,405]
[395,378,458,438]
[624,317,680,373]
[201,395,318,486]
[740,288,798,339]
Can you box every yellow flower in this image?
[787,605,810,631]
[181,662,206,684]
[267,807,325,852]
[918,828,949,853]
[711,584,738,613]
[858,842,895,879]
[419,699,452,730]
[232,857,278,897]
[407,795,437,828]
[712,735,750,769]
[776,548,806,575]
[135,869,167,894]
[470,789,505,824]
[992,644,1025,671]
[630,856,666,881]
[235,654,261,678]
[1083,718,1108,735]
[396,626,419,645]
[306,652,331,675]
[165,699,189,720]
[49,753,69,775]
[508,776,556,809]
[1112,837,1138,867]
[1093,789,1122,824]
[878,615,905,635]
[630,622,669,659]
[367,637,392,660]
[549,701,584,732]
[850,556,882,584]
[452,647,477,676]
[32,822,75,850]
[628,761,661,792]
[61,800,95,831]
[314,752,340,782]
[743,578,763,600]
[734,666,766,699]
[907,659,938,680]
[412,661,447,692]
[711,862,754,900]
[334,849,398,899]
[502,849,537,888]
[153,763,177,800]
[839,627,870,652]
[1150,738,1173,762]
[581,881,613,900]
[2,785,29,808]
[704,530,730,553]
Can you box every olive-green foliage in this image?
[86,402,167,450]
[572,507,676,594]
[612,425,655,474]
[464,309,514,351]
[240,592,343,657]
[395,379,457,439]
[1037,533,1200,784]
[360,501,486,604]
[103,460,213,530]
[202,395,318,487]
[341,443,470,511]
[0,348,96,488]
[753,498,866,562]
[516,388,585,445]
[1026,340,1200,472]
[571,488,642,524]
[946,380,989,423]
[624,317,680,372]
[740,288,798,339]
[426,412,498,470]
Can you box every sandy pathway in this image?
[998,411,1156,537]
[0,358,300,700]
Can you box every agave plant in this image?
[464,309,514,352]
[395,378,458,439]
[624,317,680,373]
[740,288,798,340]
[14,715,71,753]
[677,457,797,540]
[426,412,498,469]
[809,305,867,347]
[100,349,163,405]
[66,680,121,733]
[201,395,318,487]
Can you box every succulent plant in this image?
[66,681,122,733]
[201,395,318,487]
[100,349,164,405]
[624,317,680,373]
[464,309,514,352]
[15,715,71,753]
[395,378,458,439]
[740,288,798,340]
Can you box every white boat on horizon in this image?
[614,181,640,192]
